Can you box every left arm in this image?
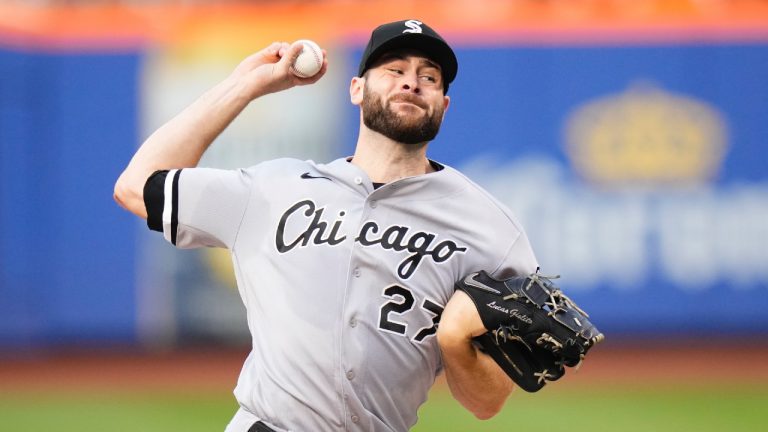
[437,290,514,419]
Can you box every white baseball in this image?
[290,39,324,78]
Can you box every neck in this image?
[351,127,434,183]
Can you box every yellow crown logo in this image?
[564,83,728,186]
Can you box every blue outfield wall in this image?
[435,44,767,181]
[0,47,141,348]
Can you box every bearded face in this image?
[361,81,445,145]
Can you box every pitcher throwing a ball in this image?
[114,19,600,432]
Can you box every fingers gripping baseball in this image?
[274,41,326,81]
[233,41,328,99]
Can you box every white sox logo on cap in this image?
[403,19,423,34]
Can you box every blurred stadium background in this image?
[1,0,767,430]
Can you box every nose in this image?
[399,71,421,94]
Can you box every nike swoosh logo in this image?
[301,172,332,181]
[463,272,502,295]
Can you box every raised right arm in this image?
[113,41,328,219]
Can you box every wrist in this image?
[224,71,267,102]
[232,74,263,101]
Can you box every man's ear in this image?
[440,95,451,122]
[350,76,364,106]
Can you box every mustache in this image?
[388,93,428,110]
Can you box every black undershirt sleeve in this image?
[143,170,169,232]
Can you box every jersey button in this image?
[351,415,359,423]
[353,268,361,278]
[354,176,363,185]
[369,200,377,208]
[347,370,355,380]
[349,318,357,328]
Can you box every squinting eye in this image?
[388,68,403,74]
[421,75,437,83]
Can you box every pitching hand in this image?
[231,41,328,99]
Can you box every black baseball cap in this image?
[358,19,458,92]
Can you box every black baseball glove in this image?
[455,270,604,392]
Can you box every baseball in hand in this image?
[289,40,324,78]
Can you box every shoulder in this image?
[440,164,524,229]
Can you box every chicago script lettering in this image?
[276,199,467,279]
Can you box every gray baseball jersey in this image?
[146,157,538,431]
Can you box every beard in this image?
[361,84,445,145]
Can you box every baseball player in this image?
[115,19,539,431]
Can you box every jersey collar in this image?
[316,157,465,200]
